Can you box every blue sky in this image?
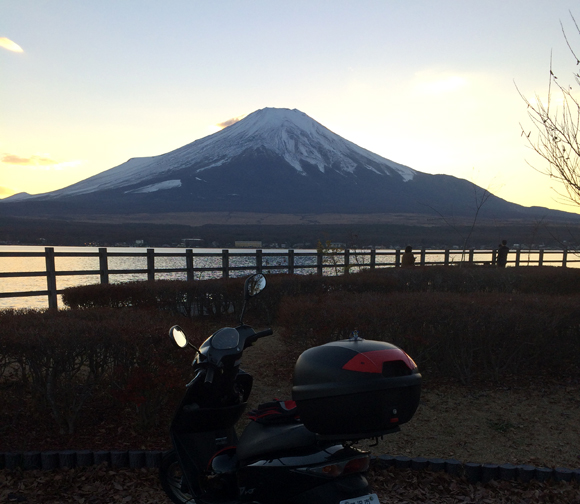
[2,0,580,213]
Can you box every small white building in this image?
[235,241,263,248]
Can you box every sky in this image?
[2,0,580,214]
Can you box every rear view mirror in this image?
[239,273,267,325]
[170,325,188,348]
[245,273,266,298]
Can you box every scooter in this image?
[160,273,421,504]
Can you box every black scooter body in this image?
[160,274,418,504]
[236,422,370,503]
[167,359,371,503]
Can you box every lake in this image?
[0,245,569,309]
[1,245,385,309]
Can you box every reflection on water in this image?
[0,245,574,310]
[1,246,321,310]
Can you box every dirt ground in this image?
[1,332,580,503]
[242,333,580,470]
[1,331,578,470]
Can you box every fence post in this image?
[45,247,58,310]
[562,249,568,267]
[222,250,230,279]
[420,248,426,266]
[146,249,155,281]
[288,249,295,275]
[186,249,194,281]
[98,248,109,284]
[344,249,350,274]
[256,249,263,274]
[491,249,497,266]
[11,245,574,310]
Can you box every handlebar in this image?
[179,323,273,388]
[254,328,273,339]
[242,327,273,350]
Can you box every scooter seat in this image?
[237,421,317,462]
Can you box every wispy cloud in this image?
[0,37,24,53]
[1,153,83,170]
[2,153,57,166]
[206,115,246,135]
[217,115,245,128]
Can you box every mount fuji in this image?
[0,108,572,220]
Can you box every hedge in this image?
[5,267,580,438]
[61,267,580,317]
[0,309,203,435]
[277,290,580,384]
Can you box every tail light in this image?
[301,455,370,478]
[343,456,370,474]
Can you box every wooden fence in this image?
[0,247,576,310]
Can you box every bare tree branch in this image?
[519,12,580,207]
[422,180,493,263]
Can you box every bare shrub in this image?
[0,309,198,435]
[277,290,580,383]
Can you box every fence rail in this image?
[0,247,575,310]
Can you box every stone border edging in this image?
[1,451,579,485]
[0,450,165,471]
[373,455,580,484]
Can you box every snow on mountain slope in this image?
[191,108,416,180]
[124,179,182,194]
[47,156,162,197]
[47,108,416,198]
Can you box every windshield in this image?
[211,327,240,350]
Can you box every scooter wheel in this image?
[159,450,197,503]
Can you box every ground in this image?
[242,332,580,470]
[1,333,579,503]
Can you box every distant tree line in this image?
[1,215,579,249]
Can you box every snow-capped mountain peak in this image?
[43,108,415,198]
[3,107,571,221]
[189,108,416,179]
